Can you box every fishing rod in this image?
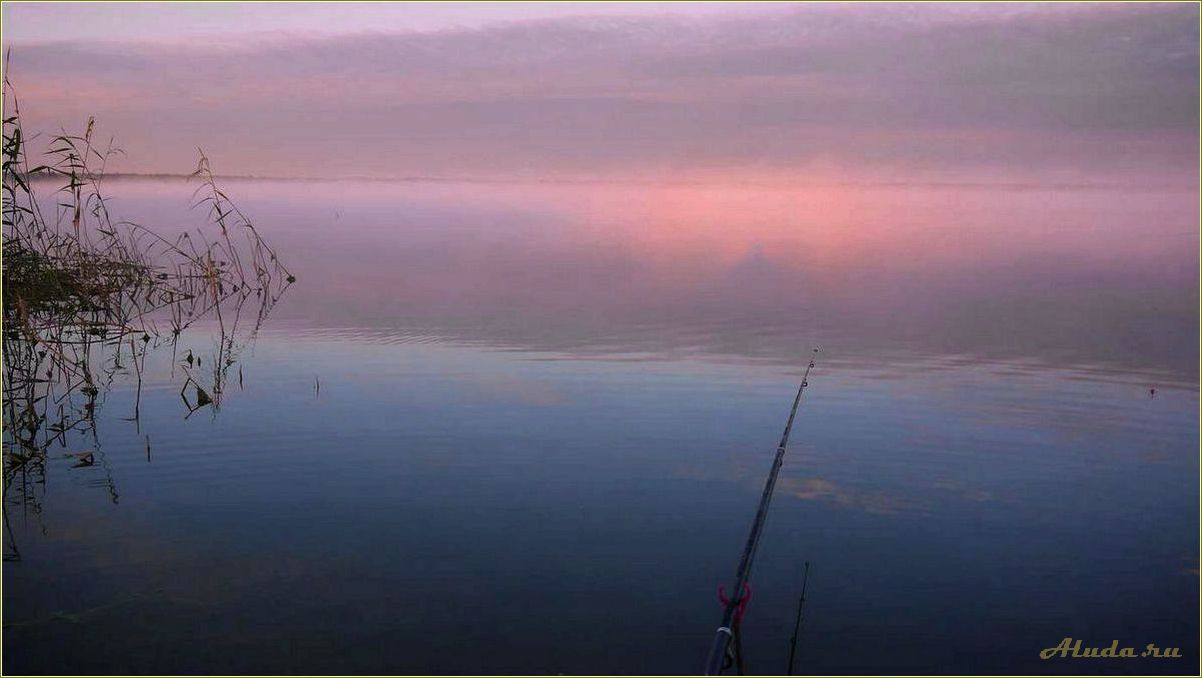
[703,348,819,676]
[786,561,811,676]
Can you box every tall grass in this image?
[2,66,293,558]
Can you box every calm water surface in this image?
[4,178,1198,674]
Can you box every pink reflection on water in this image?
[96,176,1198,379]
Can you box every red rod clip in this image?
[717,582,753,624]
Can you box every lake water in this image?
[3,177,1198,674]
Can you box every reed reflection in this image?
[1,98,292,560]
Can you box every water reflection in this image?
[3,294,289,557]
[98,177,1197,382]
[3,177,1198,674]
[2,167,292,561]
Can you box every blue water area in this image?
[3,179,1198,674]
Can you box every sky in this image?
[1,1,1198,180]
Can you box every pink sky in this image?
[2,2,772,41]
[2,2,1197,181]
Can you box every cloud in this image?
[5,3,1197,178]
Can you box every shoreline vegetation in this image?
[14,168,1195,192]
[1,69,293,558]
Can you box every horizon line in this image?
[23,170,1199,192]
